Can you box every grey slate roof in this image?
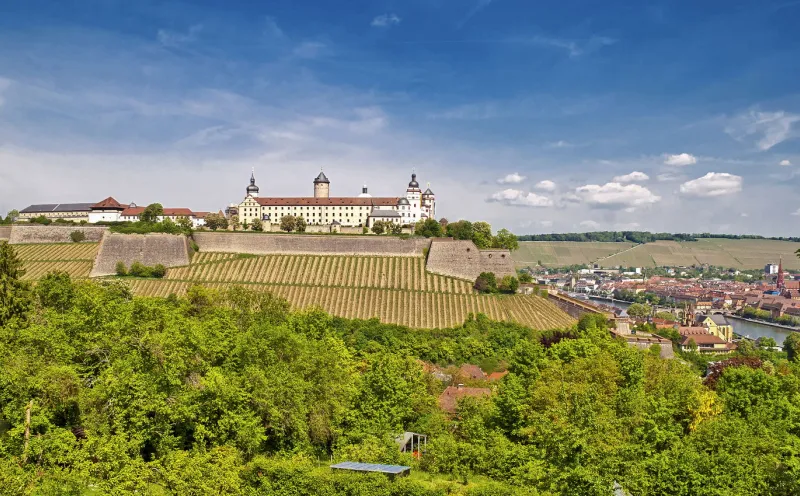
[369,210,401,218]
[20,203,94,214]
[314,171,330,184]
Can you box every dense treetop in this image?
[0,242,799,494]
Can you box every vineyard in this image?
[16,243,99,281]
[169,254,475,293]
[123,252,577,330]
[126,280,575,330]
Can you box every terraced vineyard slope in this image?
[513,241,636,268]
[15,242,99,280]
[129,253,576,330]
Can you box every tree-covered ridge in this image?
[519,231,800,243]
[1,244,799,494]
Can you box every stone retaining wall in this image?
[91,233,190,276]
[0,226,10,240]
[425,239,516,281]
[192,232,431,256]
[547,293,612,320]
[9,225,108,244]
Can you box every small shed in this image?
[330,461,411,478]
[395,432,427,457]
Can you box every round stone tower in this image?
[314,170,330,198]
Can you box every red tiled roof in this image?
[487,370,509,382]
[120,207,194,217]
[193,212,211,218]
[254,197,399,207]
[91,197,126,210]
[678,327,711,336]
[437,386,491,413]
[458,364,486,380]
[679,334,729,346]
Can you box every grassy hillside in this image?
[16,242,99,280]
[513,238,800,270]
[128,253,576,330]
[513,241,636,267]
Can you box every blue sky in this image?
[1,0,799,234]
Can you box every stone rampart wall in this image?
[91,233,190,276]
[9,225,108,244]
[425,239,516,281]
[0,226,10,240]
[192,232,431,256]
[547,292,610,320]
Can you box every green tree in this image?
[472,221,493,248]
[757,337,777,349]
[0,241,32,326]
[446,220,474,241]
[140,203,164,223]
[295,216,307,233]
[280,215,297,232]
[784,332,800,361]
[518,272,533,284]
[35,270,75,311]
[177,216,193,230]
[474,272,498,293]
[251,218,264,232]
[499,275,520,294]
[627,303,652,318]
[654,311,677,322]
[415,218,444,238]
[115,261,127,276]
[69,230,86,243]
[2,209,19,224]
[205,213,228,231]
[492,228,519,251]
[371,220,386,235]
[231,214,241,232]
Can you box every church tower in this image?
[777,257,785,290]
[246,169,259,197]
[314,170,330,198]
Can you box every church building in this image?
[237,170,436,228]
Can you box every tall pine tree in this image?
[0,241,32,326]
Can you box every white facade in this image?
[237,171,437,228]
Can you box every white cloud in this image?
[792,209,800,217]
[573,182,661,209]
[546,140,573,148]
[157,24,203,48]
[531,35,617,58]
[486,189,553,207]
[371,13,401,27]
[726,110,800,151]
[580,220,601,230]
[293,41,326,59]
[664,153,697,166]
[496,173,526,185]
[264,17,284,38]
[534,180,556,191]
[679,172,743,197]
[780,159,792,166]
[612,171,649,183]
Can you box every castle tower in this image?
[422,182,435,219]
[314,170,330,198]
[246,169,259,197]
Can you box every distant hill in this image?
[518,231,800,244]
[513,238,800,270]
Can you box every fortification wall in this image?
[425,239,516,281]
[192,232,431,256]
[9,225,108,244]
[91,233,190,276]
[0,226,10,240]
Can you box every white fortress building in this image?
[237,170,436,228]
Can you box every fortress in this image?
[236,170,436,229]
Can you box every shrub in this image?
[190,240,200,253]
[474,272,498,293]
[150,264,167,279]
[69,231,86,243]
[129,261,149,278]
[115,261,127,276]
[362,227,369,235]
[499,275,519,294]
[30,215,52,225]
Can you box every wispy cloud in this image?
[613,171,649,183]
[780,159,792,166]
[530,35,617,58]
[264,16,284,38]
[292,41,326,59]
[459,0,494,28]
[725,110,800,151]
[157,24,203,48]
[371,14,401,27]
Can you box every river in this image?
[588,296,795,345]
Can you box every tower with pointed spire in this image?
[777,257,785,290]
[246,168,259,197]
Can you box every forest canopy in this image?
[0,242,799,495]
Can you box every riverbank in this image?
[727,314,799,332]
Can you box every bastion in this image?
[425,239,516,281]
[91,233,190,277]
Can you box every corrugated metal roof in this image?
[330,462,411,475]
[20,203,95,213]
